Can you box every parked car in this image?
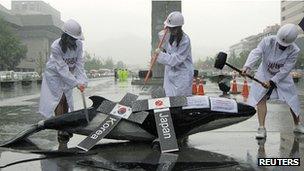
[0,71,15,81]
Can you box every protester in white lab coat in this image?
[155,11,194,97]
[39,19,88,148]
[242,24,304,139]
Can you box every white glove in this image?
[241,67,251,76]
[155,48,161,54]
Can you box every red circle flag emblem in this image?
[155,100,163,107]
[118,107,127,115]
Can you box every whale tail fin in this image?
[0,124,44,147]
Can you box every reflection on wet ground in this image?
[0,141,254,171]
[0,77,303,170]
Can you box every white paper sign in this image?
[183,96,210,109]
[110,104,132,119]
[210,97,238,113]
[148,97,171,109]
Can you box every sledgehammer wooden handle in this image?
[80,90,90,124]
[144,28,169,84]
[226,63,267,88]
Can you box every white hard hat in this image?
[164,11,184,27]
[62,19,84,40]
[276,23,298,47]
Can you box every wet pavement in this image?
[0,77,303,171]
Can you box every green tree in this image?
[194,56,216,70]
[116,60,126,69]
[35,51,46,76]
[295,52,304,69]
[104,57,114,69]
[227,50,250,69]
[194,58,204,69]
[0,18,27,70]
[84,51,104,71]
[227,51,237,67]
[238,50,250,68]
[204,56,215,69]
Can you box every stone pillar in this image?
[151,0,181,78]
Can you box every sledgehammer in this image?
[143,28,169,88]
[79,86,90,124]
[214,52,268,88]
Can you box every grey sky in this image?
[0,0,280,67]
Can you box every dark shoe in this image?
[58,131,72,143]
[58,142,68,150]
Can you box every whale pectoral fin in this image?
[0,124,42,147]
[89,96,107,109]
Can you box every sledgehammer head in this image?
[214,52,227,70]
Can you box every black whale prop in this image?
[0,95,256,147]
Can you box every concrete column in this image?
[151,0,181,78]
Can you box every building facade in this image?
[229,24,280,56]
[11,0,62,27]
[281,0,304,57]
[0,0,63,72]
[230,0,304,57]
[281,1,304,26]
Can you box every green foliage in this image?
[194,58,204,69]
[295,52,304,69]
[194,50,250,71]
[35,51,46,76]
[116,60,126,69]
[194,56,215,69]
[203,57,216,69]
[84,52,103,71]
[0,18,27,71]
[227,50,250,69]
[84,52,127,71]
[104,57,114,69]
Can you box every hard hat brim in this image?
[63,30,84,40]
[276,36,291,47]
[71,33,84,41]
[164,21,182,28]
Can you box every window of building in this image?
[14,4,20,11]
[29,3,35,10]
[282,7,285,11]
[282,16,285,21]
[22,3,27,10]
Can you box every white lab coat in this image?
[157,33,194,97]
[244,35,301,116]
[39,39,88,118]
